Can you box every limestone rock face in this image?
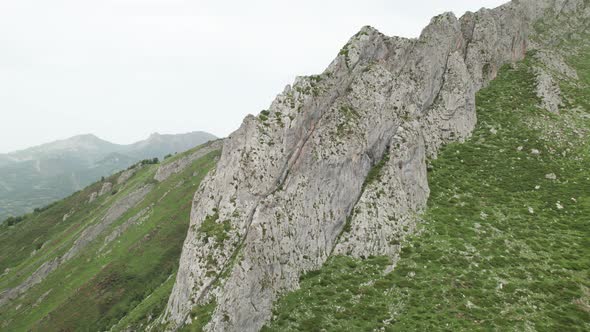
[117,168,137,185]
[62,184,153,262]
[163,1,588,331]
[535,66,563,113]
[531,48,580,114]
[333,120,429,261]
[101,204,154,251]
[98,182,113,196]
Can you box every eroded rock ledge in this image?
[163,1,588,331]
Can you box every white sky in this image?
[0,0,507,153]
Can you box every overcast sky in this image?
[0,0,508,153]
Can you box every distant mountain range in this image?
[0,131,216,220]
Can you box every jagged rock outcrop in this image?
[535,65,563,113]
[88,191,98,203]
[333,120,429,261]
[99,182,113,196]
[163,1,588,331]
[117,168,138,185]
[62,209,74,222]
[62,184,153,261]
[154,140,224,182]
[101,204,153,251]
[531,48,580,113]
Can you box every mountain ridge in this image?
[0,131,216,220]
[1,131,216,157]
[160,0,590,331]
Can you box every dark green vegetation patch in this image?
[198,211,232,245]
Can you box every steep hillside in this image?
[0,131,216,220]
[0,140,222,331]
[158,1,589,331]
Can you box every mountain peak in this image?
[73,133,99,139]
[69,134,107,144]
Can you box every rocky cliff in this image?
[163,1,589,331]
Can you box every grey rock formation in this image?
[62,209,74,222]
[154,140,224,182]
[63,184,153,262]
[535,66,563,114]
[98,182,113,196]
[546,173,558,180]
[0,258,60,307]
[101,204,153,251]
[530,48,580,114]
[117,168,138,185]
[162,1,588,331]
[334,120,429,261]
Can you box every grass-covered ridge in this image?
[263,51,590,331]
[0,144,220,332]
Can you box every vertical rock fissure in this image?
[427,53,453,112]
[329,141,393,258]
[462,18,477,61]
[176,85,348,330]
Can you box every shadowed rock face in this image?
[163,1,589,331]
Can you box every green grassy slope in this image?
[0,143,220,331]
[263,51,590,331]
